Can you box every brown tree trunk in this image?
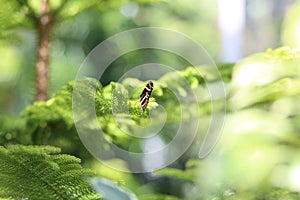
[35,0,54,101]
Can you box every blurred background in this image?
[0,0,299,115]
[1,1,300,199]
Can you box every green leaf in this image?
[0,145,102,200]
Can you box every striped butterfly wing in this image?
[139,81,154,112]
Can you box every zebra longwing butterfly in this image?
[139,81,154,113]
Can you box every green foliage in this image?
[21,66,211,152]
[21,82,81,154]
[0,0,164,32]
[154,159,200,183]
[0,0,32,39]
[230,47,300,110]
[0,115,26,144]
[138,194,180,200]
[282,1,300,48]
[0,145,101,200]
[216,62,234,82]
[146,47,300,199]
[0,0,218,199]
[14,66,216,197]
[3,45,300,199]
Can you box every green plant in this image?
[0,145,101,199]
[2,47,300,199]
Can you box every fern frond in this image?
[0,145,102,200]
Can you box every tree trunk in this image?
[35,0,54,101]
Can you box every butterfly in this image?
[139,81,154,113]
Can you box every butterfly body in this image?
[139,81,154,113]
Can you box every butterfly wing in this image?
[139,81,153,112]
